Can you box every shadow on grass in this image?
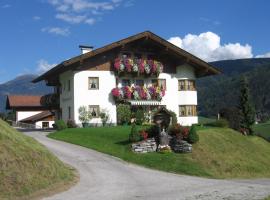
[115,140,131,146]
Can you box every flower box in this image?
[113,56,163,76]
[111,86,165,101]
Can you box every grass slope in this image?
[49,126,270,179]
[254,121,270,142]
[0,120,75,199]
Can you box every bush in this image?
[207,119,229,128]
[219,107,241,130]
[129,123,141,142]
[54,120,67,131]
[100,110,109,126]
[168,123,189,139]
[67,119,77,128]
[167,109,177,125]
[147,125,160,138]
[117,104,131,125]
[139,130,148,140]
[135,109,145,125]
[187,125,199,144]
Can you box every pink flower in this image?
[124,86,132,99]
[112,88,120,97]
[139,59,145,73]
[125,58,132,72]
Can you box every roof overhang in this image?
[32,31,221,84]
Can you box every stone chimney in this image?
[79,45,94,54]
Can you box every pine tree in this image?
[239,76,255,135]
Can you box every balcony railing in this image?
[113,56,163,77]
[111,86,165,102]
[40,93,59,109]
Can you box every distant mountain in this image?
[0,74,53,112]
[197,58,270,120]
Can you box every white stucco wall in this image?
[59,63,198,126]
[35,121,54,128]
[17,111,42,121]
[59,70,74,122]
[73,70,117,125]
[159,64,198,126]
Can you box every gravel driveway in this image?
[22,130,270,200]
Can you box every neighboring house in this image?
[33,31,220,126]
[6,95,55,128]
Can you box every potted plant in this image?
[100,109,110,127]
[78,106,91,127]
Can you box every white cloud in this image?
[41,27,70,36]
[255,52,270,58]
[37,59,57,74]
[85,18,95,25]
[168,31,253,62]
[47,0,126,26]
[2,4,11,8]
[56,13,87,24]
[33,16,41,20]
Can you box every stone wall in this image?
[131,138,157,153]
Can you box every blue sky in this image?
[0,0,270,83]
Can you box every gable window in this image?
[178,80,196,91]
[135,79,144,87]
[88,77,99,90]
[179,105,197,116]
[89,105,100,118]
[68,80,71,91]
[68,106,71,119]
[122,79,131,87]
[152,79,166,90]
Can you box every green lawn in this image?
[0,119,75,199]
[48,126,270,179]
[253,121,270,142]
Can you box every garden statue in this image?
[159,128,169,146]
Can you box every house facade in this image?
[33,31,220,126]
[6,95,55,128]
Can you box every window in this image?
[178,80,185,91]
[178,80,196,91]
[89,105,100,118]
[122,79,131,87]
[152,79,166,90]
[179,105,197,116]
[42,122,49,129]
[88,77,99,89]
[68,106,71,119]
[135,79,144,87]
[68,80,71,91]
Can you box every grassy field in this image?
[48,126,270,179]
[253,121,270,142]
[0,119,75,199]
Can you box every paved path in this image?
[21,130,270,200]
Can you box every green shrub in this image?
[54,120,67,131]
[100,110,109,126]
[167,109,177,125]
[220,107,241,130]
[187,125,199,144]
[67,119,77,128]
[117,104,131,125]
[135,109,145,125]
[147,125,160,138]
[129,123,141,142]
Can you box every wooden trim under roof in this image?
[32,31,221,84]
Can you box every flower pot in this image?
[82,122,89,128]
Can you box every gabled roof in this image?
[20,111,54,123]
[6,95,43,109]
[33,31,221,84]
